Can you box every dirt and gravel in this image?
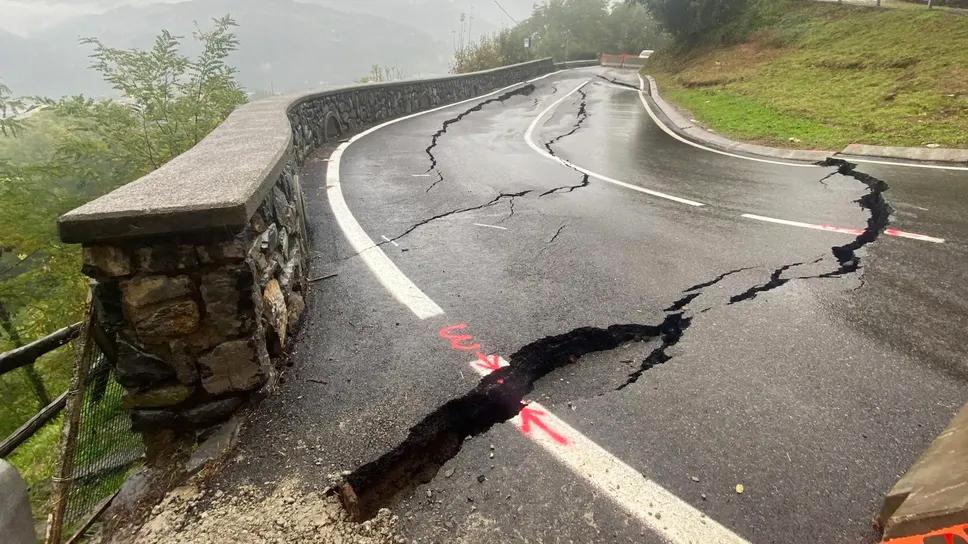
[117,477,402,544]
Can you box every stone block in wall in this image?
[200,267,250,337]
[122,383,193,409]
[182,397,244,428]
[198,339,265,395]
[130,409,179,433]
[83,245,131,278]
[121,275,193,310]
[92,280,125,332]
[135,244,198,273]
[129,299,201,340]
[167,340,200,385]
[263,279,289,347]
[116,340,176,390]
[197,239,247,265]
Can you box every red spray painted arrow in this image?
[475,353,503,373]
[519,405,568,446]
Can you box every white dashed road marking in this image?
[742,213,946,243]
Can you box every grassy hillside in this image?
[648,3,968,150]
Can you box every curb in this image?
[640,74,968,167]
[877,401,968,540]
[640,75,831,164]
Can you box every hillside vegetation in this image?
[648,2,968,149]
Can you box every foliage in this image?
[452,0,667,73]
[0,83,26,138]
[0,16,246,520]
[78,15,247,170]
[356,65,405,84]
[649,2,968,148]
[640,0,749,43]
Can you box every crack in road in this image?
[547,224,567,244]
[539,87,593,198]
[539,173,590,197]
[388,190,533,243]
[333,161,897,521]
[339,323,667,520]
[543,88,588,156]
[820,158,894,275]
[421,84,536,190]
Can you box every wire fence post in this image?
[46,308,95,544]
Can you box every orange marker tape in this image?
[882,523,968,544]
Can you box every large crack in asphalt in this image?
[334,159,896,522]
[388,190,533,243]
[338,323,665,520]
[422,84,535,192]
[543,88,588,156]
[539,86,593,197]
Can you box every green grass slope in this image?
[648,3,968,150]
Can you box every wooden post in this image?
[0,301,51,408]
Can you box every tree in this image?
[0,83,25,138]
[78,15,247,170]
[639,0,748,43]
[0,16,247,436]
[452,0,667,73]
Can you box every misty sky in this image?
[0,0,185,34]
[0,0,534,36]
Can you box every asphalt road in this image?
[220,66,968,543]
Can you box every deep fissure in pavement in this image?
[727,159,894,302]
[422,84,535,190]
[543,88,588,156]
[539,86,593,197]
[819,158,894,275]
[338,323,666,520]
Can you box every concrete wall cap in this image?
[58,58,554,244]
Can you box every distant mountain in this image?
[0,0,465,98]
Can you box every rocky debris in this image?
[123,480,403,544]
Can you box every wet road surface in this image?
[219,66,968,543]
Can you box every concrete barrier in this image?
[878,401,968,539]
[0,460,35,544]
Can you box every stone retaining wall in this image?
[60,58,556,445]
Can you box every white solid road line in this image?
[742,213,946,244]
[635,74,968,173]
[467,357,750,544]
[328,69,746,541]
[636,75,817,169]
[327,146,443,319]
[380,235,401,247]
[846,156,968,172]
[326,71,562,320]
[472,223,508,230]
[525,81,708,207]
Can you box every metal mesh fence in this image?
[48,312,143,543]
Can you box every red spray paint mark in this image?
[475,353,503,372]
[519,405,569,446]
[439,323,482,352]
[438,323,568,447]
